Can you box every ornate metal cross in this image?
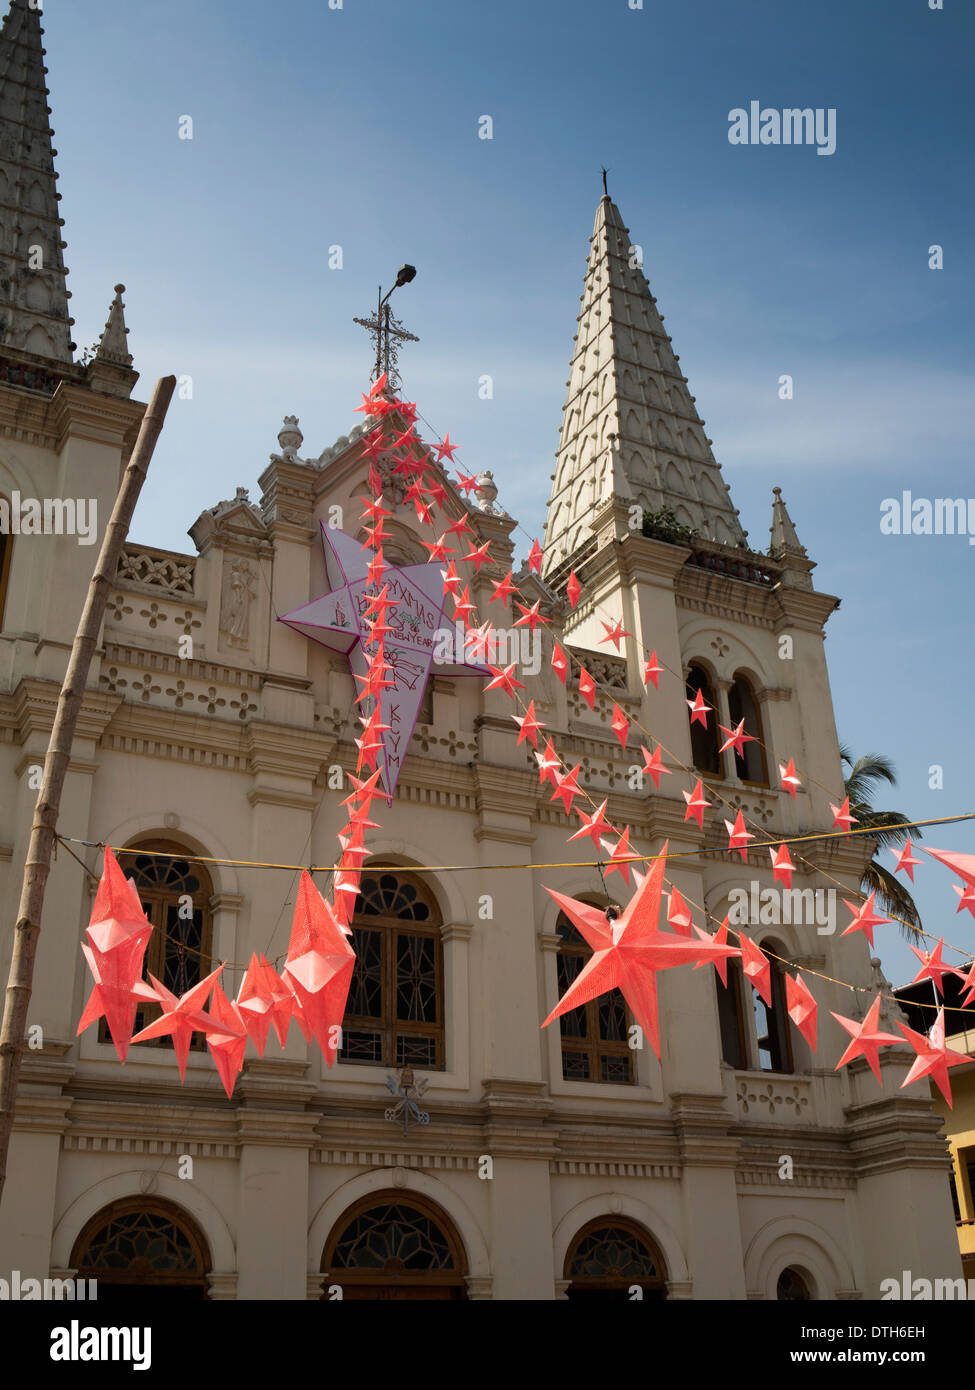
[354,287,419,393]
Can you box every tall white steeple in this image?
[0,0,74,363]
[543,193,746,577]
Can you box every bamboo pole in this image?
[0,375,176,1207]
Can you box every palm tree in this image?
[839,745,922,942]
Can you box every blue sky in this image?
[38,0,974,988]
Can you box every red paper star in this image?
[441,559,462,596]
[640,744,671,790]
[568,799,611,850]
[718,720,755,757]
[909,937,965,997]
[738,931,771,1005]
[724,810,754,861]
[897,1008,969,1106]
[542,846,740,1057]
[235,952,278,1056]
[840,891,890,949]
[666,887,693,937]
[484,662,526,700]
[770,844,794,889]
[566,571,581,608]
[579,667,596,710]
[551,644,569,685]
[601,827,637,886]
[455,469,479,495]
[831,995,901,1084]
[435,433,459,464]
[423,533,456,563]
[76,848,154,1060]
[453,584,476,623]
[830,798,858,833]
[692,916,733,985]
[366,548,386,587]
[514,599,549,633]
[954,883,975,919]
[282,872,356,1065]
[600,617,632,652]
[131,966,225,1081]
[550,763,583,813]
[786,973,818,1051]
[490,570,517,608]
[610,703,630,750]
[445,512,474,540]
[535,738,561,788]
[462,541,493,572]
[204,981,248,1099]
[528,539,543,574]
[778,758,801,799]
[424,479,448,509]
[682,778,711,830]
[643,651,663,689]
[513,699,544,748]
[923,846,975,891]
[464,621,494,663]
[687,690,711,727]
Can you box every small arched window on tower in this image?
[0,493,12,630]
[686,664,721,776]
[751,942,794,1074]
[556,908,635,1084]
[109,842,214,1051]
[727,673,768,785]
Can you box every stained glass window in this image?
[340,872,444,1069]
[321,1192,468,1298]
[70,1199,210,1294]
[564,1220,667,1299]
[557,913,634,1084]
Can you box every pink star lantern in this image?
[830,798,858,833]
[640,744,671,790]
[692,916,734,986]
[282,872,356,1065]
[600,618,632,652]
[535,738,561,788]
[542,844,741,1057]
[840,891,890,949]
[234,953,277,1055]
[513,699,544,748]
[738,931,772,1005]
[909,937,965,997]
[601,827,637,886]
[441,559,462,596]
[462,541,493,572]
[422,533,455,563]
[923,846,975,893]
[551,764,583,814]
[666,887,693,938]
[204,980,248,1099]
[566,571,581,608]
[724,810,754,861]
[434,432,459,464]
[258,956,295,1048]
[130,966,226,1082]
[579,667,596,710]
[514,599,549,633]
[455,469,479,495]
[568,800,612,850]
[687,689,711,727]
[551,643,569,686]
[76,940,147,1063]
[76,848,154,1060]
[610,703,630,750]
[786,973,818,1051]
[484,662,525,700]
[954,883,975,919]
[892,837,922,882]
[897,1008,969,1106]
[527,538,543,574]
[643,651,663,690]
[770,844,794,889]
[280,524,488,802]
[490,570,517,608]
[830,995,901,1084]
[778,758,801,799]
[682,778,711,830]
[718,720,755,758]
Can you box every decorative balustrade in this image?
[116,545,196,595]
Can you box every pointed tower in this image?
[543,194,745,578]
[769,485,814,590]
[0,0,73,362]
[86,283,138,398]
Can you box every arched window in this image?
[728,673,768,785]
[686,664,721,775]
[340,871,444,1069]
[556,909,634,1084]
[777,1267,813,1300]
[70,1198,211,1299]
[111,841,214,1050]
[322,1192,467,1300]
[0,494,12,630]
[564,1219,667,1300]
[752,942,793,1074]
[716,959,748,1069]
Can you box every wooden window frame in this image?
[563,1217,668,1298]
[716,958,748,1069]
[70,1197,211,1290]
[340,871,445,1071]
[556,909,636,1085]
[321,1190,467,1296]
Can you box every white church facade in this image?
[0,0,961,1299]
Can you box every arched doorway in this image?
[70,1198,211,1301]
[322,1192,468,1300]
[564,1218,667,1300]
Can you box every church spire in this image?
[0,0,74,363]
[769,485,814,589]
[86,283,137,398]
[543,194,746,577]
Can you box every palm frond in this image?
[859,860,923,944]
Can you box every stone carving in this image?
[270,416,311,466]
[117,547,195,595]
[220,558,256,649]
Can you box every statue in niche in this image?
[220,559,256,649]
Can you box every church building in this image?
[0,0,960,1299]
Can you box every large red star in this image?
[542,844,740,1056]
[897,1008,969,1106]
[830,994,901,1084]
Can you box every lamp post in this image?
[354,265,418,391]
